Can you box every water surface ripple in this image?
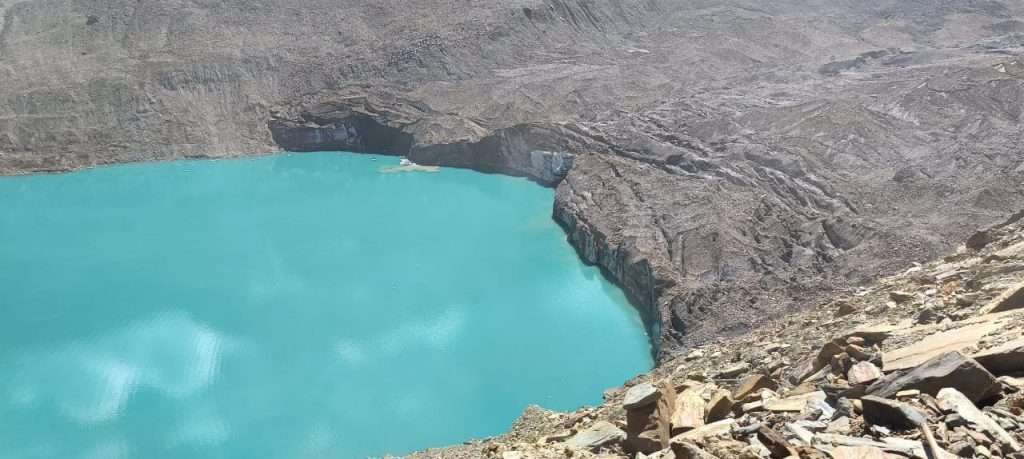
[0,152,652,458]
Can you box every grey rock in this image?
[915,307,943,325]
[974,338,1024,376]
[847,361,883,385]
[867,351,999,403]
[861,395,926,431]
[889,291,915,304]
[715,363,750,379]
[623,383,661,410]
[937,388,1021,451]
[979,281,1024,315]
[566,421,627,450]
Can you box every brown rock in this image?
[653,380,678,450]
[830,446,888,459]
[732,374,776,401]
[763,391,826,412]
[670,440,718,459]
[755,426,799,459]
[835,300,858,317]
[705,390,734,423]
[816,341,846,369]
[670,419,735,442]
[671,390,706,434]
[845,344,872,361]
[831,352,853,375]
[716,363,751,379]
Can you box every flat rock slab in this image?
[973,337,1024,375]
[567,421,627,450]
[830,446,889,459]
[733,374,775,400]
[671,390,706,433]
[715,363,750,379]
[624,383,661,410]
[705,390,734,423]
[763,391,827,412]
[670,419,735,442]
[861,395,925,430]
[979,280,1024,314]
[937,388,1021,451]
[882,319,1005,371]
[869,351,998,403]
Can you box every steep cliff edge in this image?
[3,0,1024,354]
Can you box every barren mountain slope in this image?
[2,0,1023,351]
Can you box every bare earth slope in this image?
[2,0,1024,352]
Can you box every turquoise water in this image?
[0,152,652,459]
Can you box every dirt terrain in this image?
[3,0,1024,355]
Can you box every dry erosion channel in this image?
[1,0,1024,457]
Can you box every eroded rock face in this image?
[3,0,1024,354]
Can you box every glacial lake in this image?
[0,152,652,458]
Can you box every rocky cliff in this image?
[2,0,1024,353]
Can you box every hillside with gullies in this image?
[407,212,1024,458]
[2,0,1023,355]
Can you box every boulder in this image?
[755,425,798,458]
[670,440,718,459]
[973,338,1024,376]
[868,351,999,403]
[845,323,903,344]
[705,390,734,423]
[670,419,735,442]
[567,421,627,450]
[882,319,1004,371]
[848,361,883,385]
[844,344,872,361]
[861,395,926,430]
[653,380,678,449]
[815,341,846,369]
[890,291,915,303]
[937,388,1021,451]
[763,390,826,412]
[626,430,665,455]
[624,383,661,410]
[715,363,750,379]
[978,281,1024,314]
[966,230,995,250]
[671,390,706,434]
[915,307,942,325]
[834,300,857,317]
[732,374,776,401]
[830,446,888,459]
